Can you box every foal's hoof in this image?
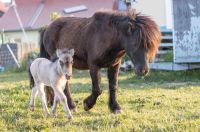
[113,109,123,114]
[53,113,58,118]
[45,113,50,118]
[67,115,73,120]
[83,102,90,111]
[29,105,34,111]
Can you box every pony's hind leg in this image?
[52,95,59,117]
[38,84,50,117]
[54,87,72,120]
[29,86,38,111]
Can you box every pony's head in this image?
[108,10,161,76]
[56,48,74,80]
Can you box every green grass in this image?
[156,51,173,62]
[1,69,200,131]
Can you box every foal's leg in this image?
[83,66,102,111]
[29,86,38,111]
[107,62,121,114]
[54,87,73,119]
[52,95,59,117]
[64,82,77,112]
[38,84,50,117]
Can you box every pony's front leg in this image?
[54,87,73,120]
[52,95,59,117]
[83,66,102,111]
[107,62,122,114]
[38,84,50,117]
[64,81,77,112]
[29,86,38,111]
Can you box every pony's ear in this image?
[110,15,135,35]
[56,49,62,58]
[69,49,75,56]
[127,10,136,34]
[128,21,135,34]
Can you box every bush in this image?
[50,12,61,21]
[12,52,38,73]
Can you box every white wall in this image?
[134,0,166,27]
[165,0,173,29]
[3,30,40,45]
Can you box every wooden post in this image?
[1,29,4,45]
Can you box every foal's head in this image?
[56,48,75,80]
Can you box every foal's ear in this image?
[69,49,75,56]
[56,49,62,58]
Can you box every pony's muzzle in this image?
[135,67,149,76]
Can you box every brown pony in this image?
[40,10,161,113]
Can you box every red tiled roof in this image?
[0,0,113,31]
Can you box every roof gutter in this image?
[3,28,41,32]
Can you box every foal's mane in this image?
[93,10,161,60]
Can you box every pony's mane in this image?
[93,10,161,60]
[93,9,131,21]
[133,14,161,60]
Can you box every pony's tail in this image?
[39,27,50,59]
[28,67,34,89]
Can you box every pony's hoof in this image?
[83,102,89,111]
[73,108,78,113]
[114,109,123,114]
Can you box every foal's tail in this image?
[39,27,50,59]
[28,67,34,89]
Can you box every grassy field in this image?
[1,69,200,131]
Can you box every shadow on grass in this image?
[0,71,28,83]
[119,69,200,84]
[0,87,30,131]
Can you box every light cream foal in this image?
[29,48,74,120]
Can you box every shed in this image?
[151,0,200,70]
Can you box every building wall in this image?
[133,0,166,27]
[2,30,40,45]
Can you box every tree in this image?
[50,12,61,21]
